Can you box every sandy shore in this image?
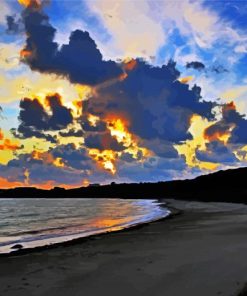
[1,199,247,296]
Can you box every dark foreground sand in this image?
[1,199,247,296]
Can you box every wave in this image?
[0,198,170,254]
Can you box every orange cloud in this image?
[32,150,65,168]
[18,0,41,8]
[223,101,236,113]
[0,129,22,151]
[0,139,21,151]
[203,102,236,144]
[72,100,83,117]
[88,117,151,174]
[178,76,194,84]
[204,130,231,145]
[89,149,117,174]
[0,129,3,141]
[175,114,220,171]
[0,177,23,189]
[0,178,89,190]
[123,58,137,71]
[20,49,33,59]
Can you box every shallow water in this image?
[0,198,170,254]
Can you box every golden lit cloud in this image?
[88,117,152,174]
[0,71,92,104]
[175,114,220,170]
[0,129,22,164]
[18,0,41,8]
[106,117,151,160]
[0,177,23,189]
[221,86,247,115]
[89,148,117,174]
[31,150,65,168]
[88,114,100,127]
[24,168,30,186]
[177,76,194,84]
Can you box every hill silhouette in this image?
[0,167,247,203]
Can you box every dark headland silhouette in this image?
[1,167,247,203]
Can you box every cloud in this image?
[6,15,23,34]
[11,93,76,143]
[4,0,246,186]
[80,114,107,132]
[12,125,57,144]
[87,0,166,59]
[49,143,94,171]
[211,65,228,74]
[46,94,74,129]
[186,61,205,71]
[0,143,95,188]
[84,131,125,151]
[116,156,187,183]
[20,5,123,85]
[0,140,120,188]
[142,138,179,159]
[0,128,22,151]
[86,0,247,62]
[85,59,216,144]
[0,42,22,72]
[18,93,73,131]
[16,6,219,174]
[205,102,247,145]
[185,61,228,75]
[196,141,238,164]
[59,128,83,138]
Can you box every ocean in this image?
[0,198,170,254]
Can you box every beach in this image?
[1,199,247,296]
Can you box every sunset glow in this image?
[0,0,246,188]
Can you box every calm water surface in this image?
[0,198,170,254]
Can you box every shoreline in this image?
[0,199,176,257]
[1,199,247,296]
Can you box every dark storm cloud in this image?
[11,126,57,144]
[0,164,26,183]
[120,150,144,163]
[143,139,179,158]
[84,132,125,151]
[19,98,49,130]
[50,144,94,170]
[18,5,217,149]
[80,113,107,132]
[15,94,73,141]
[85,59,216,144]
[16,3,222,175]
[59,129,83,138]
[186,61,205,71]
[46,94,73,130]
[205,102,247,145]
[20,7,122,85]
[0,145,96,186]
[82,120,107,132]
[117,156,187,183]
[196,141,238,164]
[120,152,137,163]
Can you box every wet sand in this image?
[1,199,247,296]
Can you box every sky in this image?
[0,0,247,189]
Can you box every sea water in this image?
[0,198,170,254]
